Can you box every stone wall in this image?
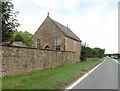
[2,46,78,76]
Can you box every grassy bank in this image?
[2,58,104,89]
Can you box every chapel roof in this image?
[50,17,81,42]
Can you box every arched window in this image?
[55,38,61,50]
[35,39,41,48]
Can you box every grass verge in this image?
[2,58,104,89]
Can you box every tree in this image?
[80,43,105,61]
[94,48,105,58]
[80,43,87,61]
[14,34,23,42]
[1,0,19,44]
[12,31,32,47]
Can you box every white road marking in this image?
[112,58,120,64]
[66,59,106,89]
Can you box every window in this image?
[55,38,61,50]
[35,39,41,48]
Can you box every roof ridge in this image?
[49,17,81,42]
[48,16,67,36]
[33,16,81,42]
[51,18,68,29]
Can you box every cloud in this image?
[62,2,118,53]
[13,0,118,53]
[16,10,46,34]
[61,0,80,10]
[31,0,62,9]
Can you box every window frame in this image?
[55,38,61,51]
[35,39,41,48]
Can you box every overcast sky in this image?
[12,0,118,54]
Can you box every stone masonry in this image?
[2,46,78,76]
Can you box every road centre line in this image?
[66,59,106,89]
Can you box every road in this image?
[71,57,118,89]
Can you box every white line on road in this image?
[66,59,106,89]
[112,58,120,64]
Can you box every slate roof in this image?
[49,17,81,42]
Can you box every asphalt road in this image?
[72,57,118,89]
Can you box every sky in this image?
[12,0,119,54]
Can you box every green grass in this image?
[2,58,104,89]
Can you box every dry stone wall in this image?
[2,46,79,76]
